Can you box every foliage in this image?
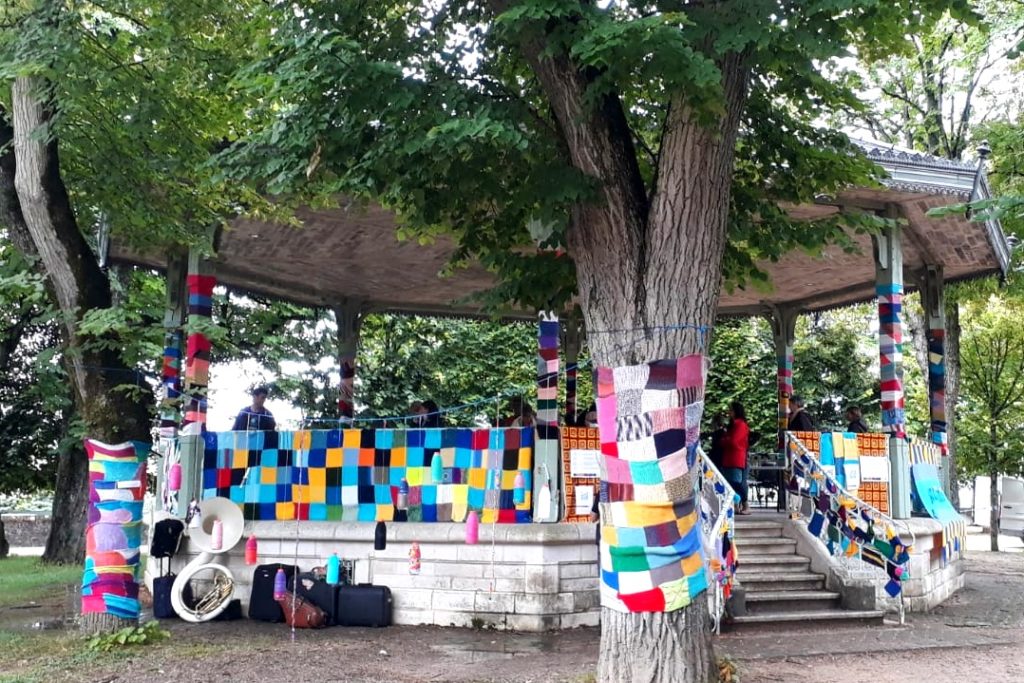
[85,621,168,652]
[214,0,962,312]
[792,307,880,432]
[956,295,1024,480]
[833,1,1021,160]
[0,236,71,493]
[705,319,776,443]
[355,314,538,425]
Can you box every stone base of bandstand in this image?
[784,516,965,614]
[145,522,601,631]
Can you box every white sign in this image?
[570,449,601,479]
[575,485,595,516]
[860,456,890,483]
[844,462,861,491]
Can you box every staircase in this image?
[728,516,885,628]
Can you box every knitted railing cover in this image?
[595,355,708,613]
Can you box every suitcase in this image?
[276,592,327,629]
[152,573,193,619]
[335,584,392,627]
[294,572,340,625]
[248,563,299,622]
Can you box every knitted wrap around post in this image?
[536,313,560,426]
[926,328,948,453]
[877,283,906,438]
[595,355,709,613]
[82,440,147,620]
[159,330,183,439]
[182,273,216,434]
[776,349,793,448]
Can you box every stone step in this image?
[732,519,786,538]
[744,590,842,614]
[727,608,885,631]
[733,537,797,555]
[736,554,810,574]
[740,572,826,592]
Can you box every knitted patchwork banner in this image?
[82,440,147,620]
[201,427,533,524]
[595,355,709,613]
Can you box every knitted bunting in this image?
[201,427,533,524]
[82,440,147,620]
[877,283,906,437]
[158,330,182,439]
[596,355,709,613]
[536,312,560,426]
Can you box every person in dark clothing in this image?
[787,394,814,432]
[422,399,443,428]
[720,401,751,515]
[845,406,869,433]
[706,412,727,471]
[232,385,276,431]
[590,491,600,545]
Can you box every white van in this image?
[970,476,1024,537]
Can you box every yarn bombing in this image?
[82,439,147,620]
[595,355,710,613]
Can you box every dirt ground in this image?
[1,544,1021,683]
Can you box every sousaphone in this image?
[171,497,243,623]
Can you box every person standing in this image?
[232,385,276,431]
[787,394,814,432]
[845,406,869,433]
[721,401,751,515]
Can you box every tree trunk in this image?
[0,514,9,559]
[600,601,715,683]
[10,76,151,570]
[989,421,999,552]
[945,303,961,508]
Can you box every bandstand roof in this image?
[111,139,1011,319]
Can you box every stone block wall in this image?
[148,521,600,631]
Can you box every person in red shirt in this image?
[720,401,751,515]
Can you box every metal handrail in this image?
[695,447,739,634]
[786,432,917,555]
[785,432,913,623]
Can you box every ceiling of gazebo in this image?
[110,140,1010,320]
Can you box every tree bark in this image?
[487,6,748,679]
[945,303,961,508]
[600,599,715,683]
[10,76,151,569]
[989,420,999,552]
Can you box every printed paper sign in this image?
[844,462,861,491]
[570,449,601,479]
[575,485,595,516]
[860,456,890,483]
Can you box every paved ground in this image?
[2,529,1021,682]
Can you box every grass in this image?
[0,557,81,608]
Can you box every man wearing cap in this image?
[232,385,277,431]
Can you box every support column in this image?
[563,316,581,423]
[178,248,216,512]
[333,300,364,423]
[158,252,187,515]
[769,305,799,451]
[874,221,911,518]
[158,253,187,443]
[534,311,561,522]
[920,265,948,456]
